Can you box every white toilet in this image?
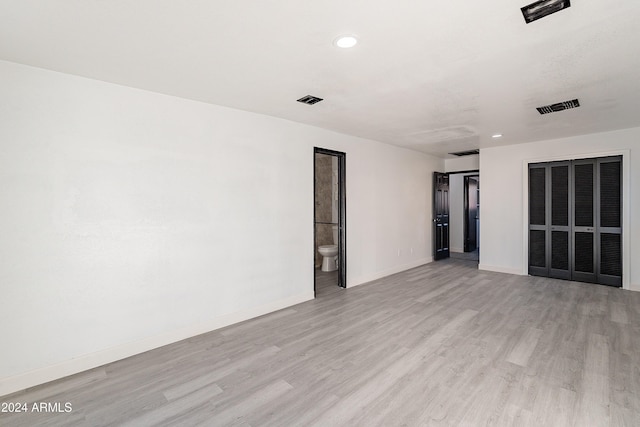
[318,245,338,272]
[318,226,339,272]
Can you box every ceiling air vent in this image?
[449,149,480,157]
[297,95,323,105]
[521,0,570,24]
[537,99,580,115]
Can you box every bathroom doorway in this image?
[314,148,346,295]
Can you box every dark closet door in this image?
[528,165,548,276]
[572,159,597,283]
[597,157,622,287]
[433,172,450,260]
[529,156,622,287]
[550,162,571,280]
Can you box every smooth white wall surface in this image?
[0,60,442,395]
[479,127,639,290]
[445,154,479,173]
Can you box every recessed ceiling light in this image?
[492,134,503,138]
[334,35,358,48]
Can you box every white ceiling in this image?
[1,1,639,158]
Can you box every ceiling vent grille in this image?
[521,0,571,24]
[449,149,480,157]
[537,99,580,115]
[297,95,323,105]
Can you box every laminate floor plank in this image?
[3,258,640,426]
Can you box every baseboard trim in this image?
[478,264,525,276]
[450,247,464,254]
[349,257,433,288]
[0,291,314,397]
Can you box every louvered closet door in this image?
[528,165,548,276]
[572,159,597,283]
[550,162,571,279]
[528,156,621,287]
[598,157,622,286]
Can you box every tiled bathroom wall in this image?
[314,153,336,268]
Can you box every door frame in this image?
[314,147,347,293]
[445,169,480,259]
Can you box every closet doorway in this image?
[528,156,622,287]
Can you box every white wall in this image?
[0,60,442,395]
[479,127,640,290]
[445,154,479,173]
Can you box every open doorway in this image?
[314,148,346,296]
[441,170,479,263]
[463,175,479,255]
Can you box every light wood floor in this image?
[450,249,479,262]
[315,268,340,297]
[3,259,640,426]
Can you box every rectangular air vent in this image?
[521,0,571,24]
[449,149,479,157]
[537,99,580,115]
[297,95,323,105]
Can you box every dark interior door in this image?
[464,176,479,252]
[434,172,450,260]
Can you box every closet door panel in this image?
[600,233,622,276]
[528,165,548,276]
[600,160,621,228]
[529,230,547,269]
[551,231,569,271]
[574,162,594,227]
[530,167,547,226]
[551,165,569,226]
[597,157,622,286]
[550,163,570,279]
[572,160,597,283]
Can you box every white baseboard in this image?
[0,291,314,397]
[450,247,464,254]
[478,264,525,276]
[349,257,433,288]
